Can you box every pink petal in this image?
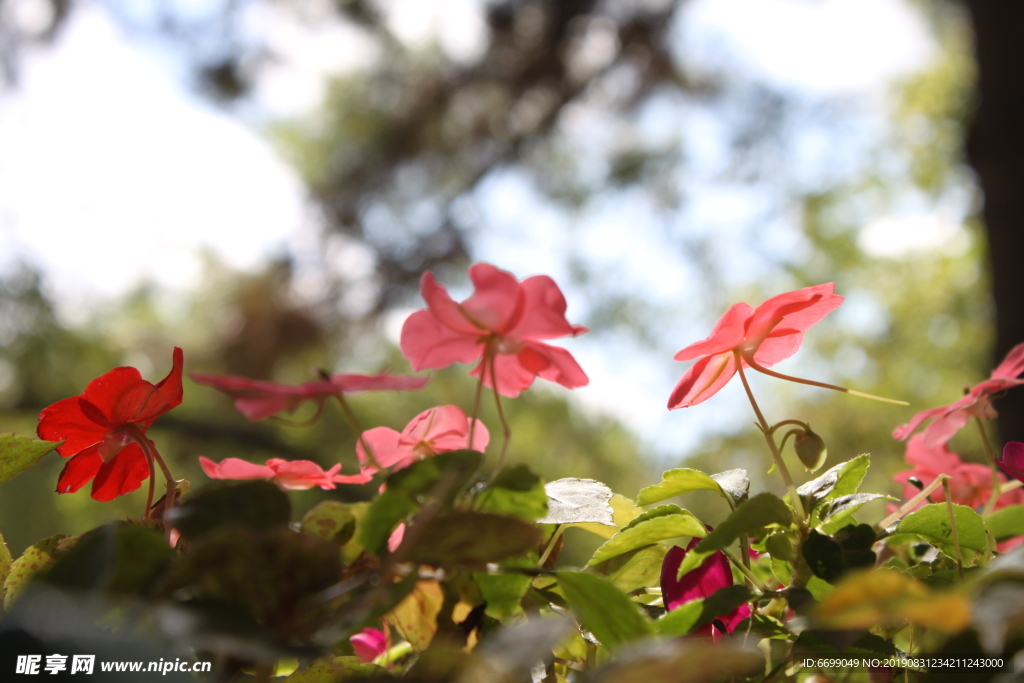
[668,352,738,409]
[399,309,484,372]
[673,303,752,362]
[266,458,338,490]
[745,283,843,344]
[460,263,525,333]
[351,628,388,663]
[200,456,277,481]
[523,342,589,391]
[357,427,409,473]
[904,434,961,471]
[991,343,1024,380]
[388,524,406,552]
[420,271,481,335]
[921,404,976,448]
[892,404,950,441]
[330,373,430,393]
[510,275,587,340]
[660,540,734,610]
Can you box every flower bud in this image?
[794,428,827,472]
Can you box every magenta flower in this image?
[356,405,489,475]
[189,371,429,421]
[660,536,750,638]
[998,442,1024,483]
[669,284,843,409]
[350,628,388,663]
[199,456,371,490]
[893,343,1024,447]
[399,263,588,398]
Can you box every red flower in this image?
[356,405,489,475]
[893,435,1023,511]
[893,343,1024,447]
[669,284,844,408]
[189,371,429,420]
[199,456,371,489]
[38,348,184,501]
[660,536,750,637]
[399,263,588,398]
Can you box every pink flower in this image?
[357,405,488,475]
[660,536,750,638]
[189,372,429,420]
[199,456,371,489]
[893,435,1024,511]
[399,263,588,398]
[998,442,1024,483]
[350,628,388,663]
[668,284,843,409]
[893,343,1024,447]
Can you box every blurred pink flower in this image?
[399,263,588,398]
[199,456,371,490]
[357,405,488,475]
[669,284,843,409]
[998,442,1024,482]
[189,371,428,420]
[893,343,1024,446]
[660,535,750,638]
[350,628,388,663]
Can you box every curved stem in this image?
[734,353,805,521]
[268,401,326,427]
[467,340,492,453]
[975,417,1002,517]
[489,350,511,473]
[125,425,176,522]
[723,548,768,592]
[334,394,381,470]
[766,419,809,436]
[743,355,908,406]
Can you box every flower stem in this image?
[723,548,769,592]
[537,524,565,567]
[975,417,1002,517]
[467,342,491,453]
[942,477,965,581]
[126,425,177,523]
[875,474,948,532]
[334,394,381,471]
[743,356,908,406]
[735,353,806,521]
[489,350,511,474]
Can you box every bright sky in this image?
[0,0,951,454]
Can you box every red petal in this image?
[673,303,751,362]
[399,309,483,372]
[55,446,104,494]
[1000,442,1024,482]
[668,352,738,409]
[38,396,109,458]
[660,540,733,610]
[351,628,388,663]
[90,443,150,501]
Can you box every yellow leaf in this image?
[574,495,643,539]
[388,580,444,651]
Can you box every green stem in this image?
[943,478,965,581]
[723,548,769,592]
[467,341,491,453]
[334,393,381,470]
[489,350,511,474]
[735,353,806,521]
[975,417,1002,517]
[743,355,908,406]
[537,525,565,567]
[875,475,948,532]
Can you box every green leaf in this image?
[573,494,643,539]
[556,571,652,649]
[654,585,752,637]
[637,469,720,506]
[0,532,11,598]
[401,512,543,566]
[288,656,385,682]
[801,525,877,585]
[603,543,670,594]
[675,494,792,579]
[0,434,60,486]
[169,480,291,541]
[796,455,870,509]
[360,491,417,554]
[711,469,750,507]
[4,534,72,609]
[474,553,538,619]
[985,504,1024,542]
[538,478,615,526]
[43,522,174,595]
[588,512,705,567]
[475,465,548,521]
[821,493,893,525]
[386,450,482,499]
[301,502,357,545]
[897,503,990,566]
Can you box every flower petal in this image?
[461,263,525,333]
[400,309,484,372]
[90,443,149,501]
[510,275,587,340]
[351,628,388,663]
[660,540,732,609]
[420,271,482,335]
[38,397,109,458]
[56,446,104,494]
[992,343,1024,380]
[745,283,843,344]
[668,352,738,409]
[200,456,277,480]
[892,405,950,441]
[357,427,407,473]
[330,373,430,393]
[1000,442,1024,482]
[673,303,752,362]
